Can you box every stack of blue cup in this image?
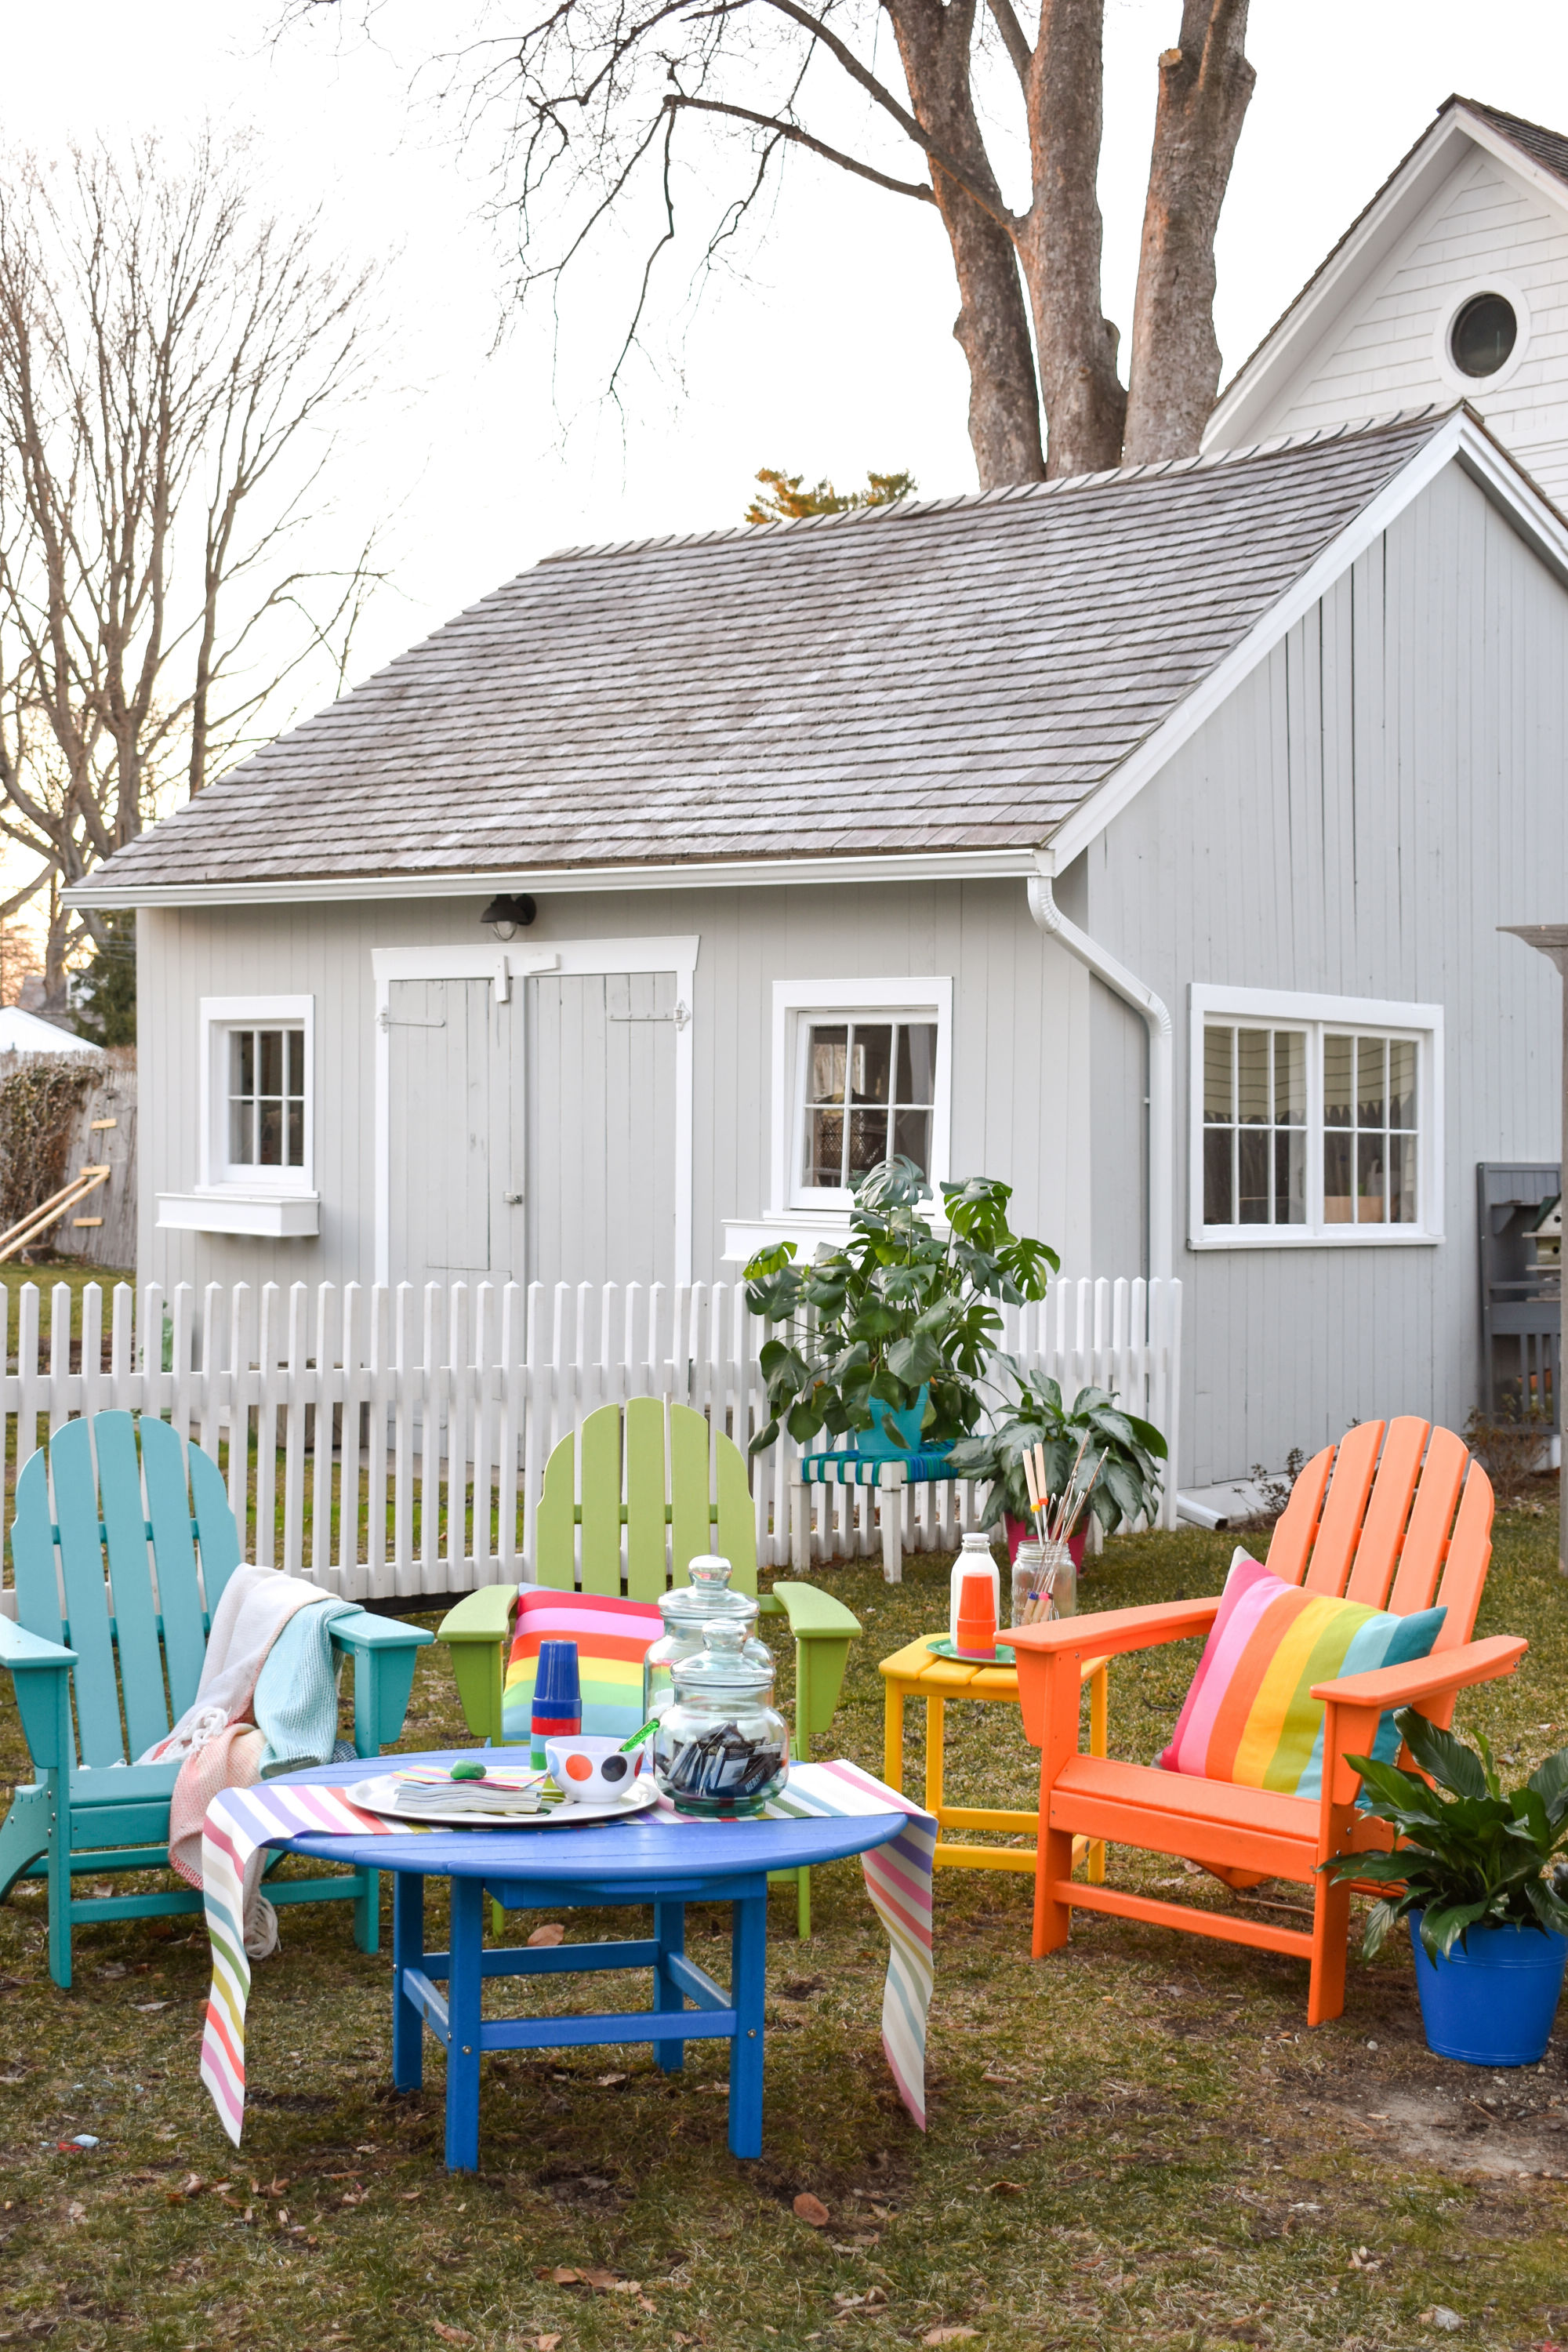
[530,1640,582,1768]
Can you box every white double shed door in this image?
[373,938,696,1294]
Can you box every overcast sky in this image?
[6,1,1568,705]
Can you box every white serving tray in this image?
[347,1773,661,1830]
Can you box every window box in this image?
[154,1189,321,1239]
[1188,985,1443,1249]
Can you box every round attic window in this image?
[1449,292,1517,379]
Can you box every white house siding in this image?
[137,879,1096,1303]
[1260,150,1568,504]
[1083,460,1568,1486]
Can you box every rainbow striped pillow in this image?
[500,1588,662,1745]
[1157,1548,1445,1799]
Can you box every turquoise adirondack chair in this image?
[0,1411,432,1987]
[437,1398,862,1933]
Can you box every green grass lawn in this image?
[1,1515,1565,2352]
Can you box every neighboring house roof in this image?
[0,1006,102,1055]
[75,411,1475,906]
[1207,96,1568,452]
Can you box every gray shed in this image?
[71,403,1568,1488]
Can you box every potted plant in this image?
[1323,1708,1568,2067]
[946,1358,1169,1561]
[742,1159,1056,1455]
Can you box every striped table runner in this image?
[198,1762,933,2145]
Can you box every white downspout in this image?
[1027,869,1174,1284]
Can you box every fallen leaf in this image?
[923,2332,980,2347]
[595,2071,628,2088]
[66,2201,86,2223]
[830,2236,880,2252]
[539,2267,581,2285]
[132,2001,168,2013]
[582,2269,626,2292]
[537,2339,563,2351]
[432,2327,474,2344]
[793,2191,830,2227]
[985,2180,1025,2196]
[528,1923,566,1947]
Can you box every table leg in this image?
[924,1693,945,1823]
[653,1899,686,2074]
[728,1892,766,2160]
[445,1876,483,2173]
[884,1676,906,1795]
[392,1871,424,2093]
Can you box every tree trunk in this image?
[887,0,1045,490]
[1122,0,1254,465]
[1018,0,1127,478]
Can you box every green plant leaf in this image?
[1396,1710,1490,1800]
[1420,1898,1495,1960]
[1527,1747,1568,1829]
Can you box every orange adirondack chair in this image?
[1010,1418,1526,2024]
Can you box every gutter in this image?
[1026,869,1174,1284]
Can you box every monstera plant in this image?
[742,1159,1056,1455]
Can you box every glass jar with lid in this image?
[650,1619,789,1816]
[643,1554,771,1722]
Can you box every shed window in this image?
[198,994,316,1197]
[227,1026,306,1170]
[802,1018,938,1190]
[1190,989,1441,1249]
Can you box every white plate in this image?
[347,1774,662,1829]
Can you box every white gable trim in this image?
[1207,106,1568,451]
[1038,411,1568,877]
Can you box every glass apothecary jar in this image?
[643,1554,771,1722]
[1011,1537,1076,1626]
[650,1619,789,1816]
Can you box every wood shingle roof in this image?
[84,408,1450,897]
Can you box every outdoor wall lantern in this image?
[481,893,537,940]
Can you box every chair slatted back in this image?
[535,1399,757,1601]
[1266,1417,1494,1653]
[9,1412,245,1771]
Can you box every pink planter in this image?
[1004,1513,1087,1569]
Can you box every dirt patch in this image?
[1328,2086,1568,2178]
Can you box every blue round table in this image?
[273,1754,906,2171]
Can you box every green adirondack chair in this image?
[437,1398,862,1933]
[0,1410,432,1988]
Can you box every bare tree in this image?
[297,0,1251,492]
[0,134,386,1005]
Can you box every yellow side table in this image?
[880,1633,1108,1882]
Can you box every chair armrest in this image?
[1314,1635,1528,1820]
[436,1586,519,1644]
[1009,1596,1221,1664]
[0,1617,78,1773]
[330,1609,434,1757]
[435,1584,518,1744]
[0,1617,76,1672]
[764,1580,862,1749]
[764,1581,862,1640]
[1310,1633,1527,1711]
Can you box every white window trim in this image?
[1431,273,1532,398]
[719,980,953,1265]
[369,936,699,1288]
[1188,984,1444,1251]
[156,994,319,1239]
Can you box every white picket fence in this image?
[0,1275,1181,1609]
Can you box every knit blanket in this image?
[198,1760,935,2147]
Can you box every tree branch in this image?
[664,95,935,201]
[984,0,1035,85]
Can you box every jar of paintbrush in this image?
[1011,1436,1102,1625]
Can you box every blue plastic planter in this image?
[856,1383,931,1461]
[1409,1910,1568,2066]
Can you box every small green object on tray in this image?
[449,1760,488,1781]
[926,1635,1016,1666]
